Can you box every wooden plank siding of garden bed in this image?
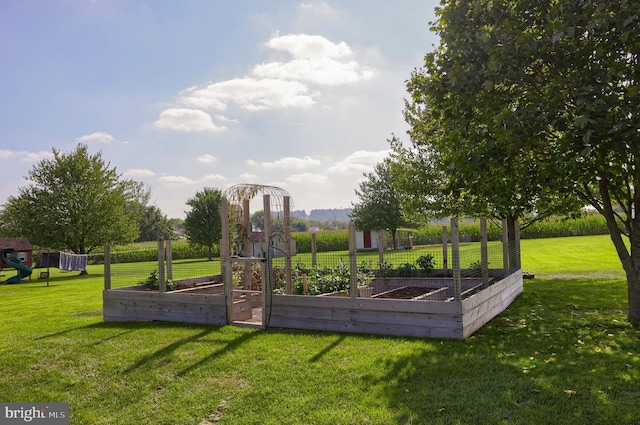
[103,289,227,325]
[269,295,464,338]
[461,269,523,338]
[268,271,523,339]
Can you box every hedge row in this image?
[293,230,349,253]
[81,244,214,265]
[413,213,610,244]
[292,212,610,249]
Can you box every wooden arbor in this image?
[220,184,294,326]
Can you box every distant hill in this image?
[292,208,352,223]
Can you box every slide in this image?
[1,248,32,284]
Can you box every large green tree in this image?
[0,144,141,255]
[350,160,405,249]
[396,0,584,241]
[136,205,175,242]
[400,0,640,319]
[184,187,222,260]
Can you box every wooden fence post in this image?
[442,225,448,277]
[311,233,317,268]
[480,218,489,287]
[502,218,510,278]
[377,230,385,268]
[348,223,358,298]
[220,197,233,323]
[104,245,111,290]
[263,195,271,256]
[165,239,173,282]
[243,199,252,289]
[158,237,165,292]
[284,196,292,294]
[451,218,461,301]
[515,219,521,271]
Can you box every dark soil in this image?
[373,287,440,299]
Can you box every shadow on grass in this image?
[122,325,221,374]
[361,278,640,425]
[310,334,347,362]
[176,330,261,377]
[34,321,147,341]
[1,272,102,287]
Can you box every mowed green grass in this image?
[1,235,639,424]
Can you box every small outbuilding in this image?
[0,238,33,269]
[355,230,383,251]
[356,229,415,251]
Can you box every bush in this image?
[139,270,175,292]
[288,259,373,295]
[416,254,436,275]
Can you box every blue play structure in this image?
[1,247,33,284]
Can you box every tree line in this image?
[0,144,220,259]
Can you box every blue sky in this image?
[0,1,439,218]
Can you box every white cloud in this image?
[156,173,225,189]
[154,108,226,132]
[76,131,115,144]
[285,172,329,184]
[196,154,217,164]
[240,173,258,181]
[0,150,15,160]
[265,33,351,60]
[180,78,314,111]
[246,156,321,169]
[253,58,372,86]
[123,168,156,177]
[172,33,373,117]
[157,175,198,188]
[254,34,374,86]
[327,150,390,174]
[215,114,239,123]
[202,173,226,181]
[21,151,54,162]
[298,2,339,18]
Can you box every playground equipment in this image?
[1,248,33,284]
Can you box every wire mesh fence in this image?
[98,248,221,290]
[101,218,521,301]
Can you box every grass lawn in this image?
[1,235,639,424]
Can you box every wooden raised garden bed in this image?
[267,270,523,338]
[103,275,227,325]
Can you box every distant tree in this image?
[170,218,185,238]
[136,205,174,242]
[291,217,308,232]
[184,188,222,260]
[0,144,140,262]
[250,210,307,232]
[250,210,265,231]
[350,160,405,249]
